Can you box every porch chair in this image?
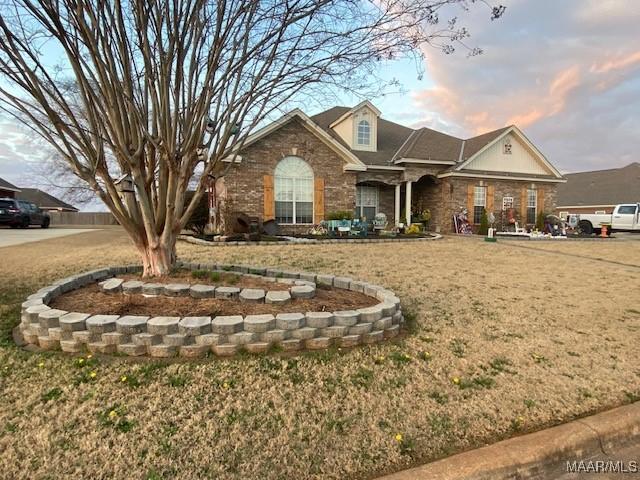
[514,222,527,234]
[372,213,387,232]
[337,219,352,236]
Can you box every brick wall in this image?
[438,178,559,233]
[555,206,615,215]
[223,118,357,232]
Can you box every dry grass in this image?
[1,229,640,480]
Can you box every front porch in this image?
[355,174,444,232]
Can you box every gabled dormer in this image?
[329,100,381,152]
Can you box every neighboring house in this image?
[0,177,21,198]
[556,162,640,217]
[218,100,565,233]
[16,188,79,212]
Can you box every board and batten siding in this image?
[464,134,552,176]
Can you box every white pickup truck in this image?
[568,203,640,235]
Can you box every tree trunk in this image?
[137,237,177,277]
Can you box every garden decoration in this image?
[18,263,404,359]
[453,208,472,234]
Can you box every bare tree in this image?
[0,0,504,276]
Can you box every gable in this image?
[328,101,380,152]
[235,110,365,172]
[461,132,554,176]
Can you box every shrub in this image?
[536,211,546,231]
[405,224,421,235]
[326,210,353,220]
[478,209,489,236]
[184,190,209,236]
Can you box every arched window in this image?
[274,156,314,224]
[357,120,370,145]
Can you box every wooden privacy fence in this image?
[48,211,118,226]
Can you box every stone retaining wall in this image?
[179,233,441,247]
[18,263,404,359]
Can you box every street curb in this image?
[377,402,640,480]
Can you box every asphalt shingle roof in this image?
[0,176,20,193]
[556,162,640,206]
[310,106,517,168]
[310,107,413,166]
[16,188,78,211]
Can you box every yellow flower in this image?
[394,433,403,442]
[86,354,93,359]
[120,375,127,383]
[452,377,460,384]
[108,410,118,419]
[38,361,45,368]
[222,382,229,389]
[78,358,85,365]
[89,371,97,378]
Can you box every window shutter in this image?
[314,178,324,224]
[487,185,495,213]
[263,175,274,220]
[520,186,527,221]
[467,184,474,215]
[537,188,544,215]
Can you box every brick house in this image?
[555,162,640,217]
[217,101,565,233]
[0,176,20,198]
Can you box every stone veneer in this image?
[18,263,404,359]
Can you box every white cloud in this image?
[403,0,640,172]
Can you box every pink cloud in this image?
[590,50,640,74]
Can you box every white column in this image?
[394,184,401,226]
[405,180,412,225]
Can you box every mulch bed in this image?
[50,283,379,317]
[120,270,290,291]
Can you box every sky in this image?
[0,0,638,209]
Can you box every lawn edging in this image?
[17,263,404,358]
[376,401,640,480]
[178,232,442,247]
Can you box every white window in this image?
[473,186,486,224]
[502,196,514,210]
[355,185,378,220]
[559,211,569,219]
[527,188,537,224]
[274,156,313,224]
[357,120,370,146]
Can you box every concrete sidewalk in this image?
[0,228,98,248]
[378,402,640,480]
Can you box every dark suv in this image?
[0,198,50,228]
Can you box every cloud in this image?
[403,0,640,172]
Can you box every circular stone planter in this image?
[17,262,404,359]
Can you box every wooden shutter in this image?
[537,188,545,215]
[487,185,495,213]
[263,175,274,220]
[467,184,474,216]
[520,186,527,222]
[314,177,325,224]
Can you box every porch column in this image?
[405,180,412,225]
[394,184,401,226]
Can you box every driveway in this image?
[0,227,98,248]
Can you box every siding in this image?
[463,134,552,175]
